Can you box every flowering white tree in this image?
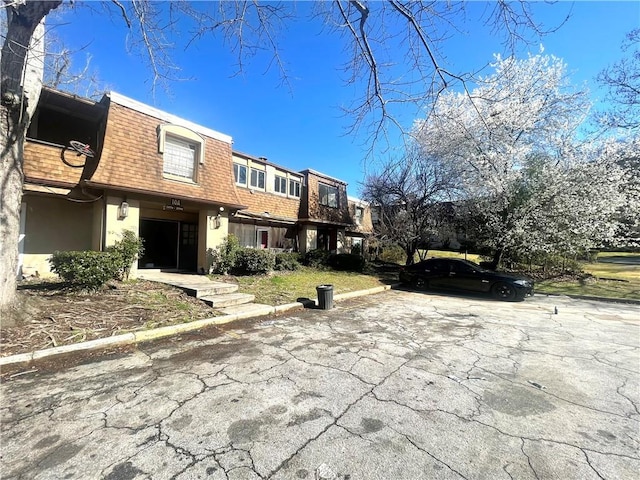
[609,138,640,248]
[414,53,627,265]
[516,143,628,256]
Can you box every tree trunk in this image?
[0,1,61,313]
[490,248,503,270]
[404,245,416,265]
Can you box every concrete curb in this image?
[539,292,640,306]
[0,284,396,368]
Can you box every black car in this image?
[399,258,534,301]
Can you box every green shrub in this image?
[208,234,241,274]
[378,244,405,264]
[275,252,302,271]
[329,253,366,272]
[234,248,276,274]
[49,251,121,290]
[106,229,144,280]
[304,249,331,268]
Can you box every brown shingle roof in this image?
[89,100,243,208]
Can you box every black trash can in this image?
[316,284,334,310]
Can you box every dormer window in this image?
[164,136,197,180]
[319,182,338,208]
[275,175,287,194]
[289,178,301,198]
[158,124,204,183]
[250,168,265,190]
[234,163,247,186]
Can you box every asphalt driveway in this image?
[1,291,638,479]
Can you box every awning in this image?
[232,211,297,225]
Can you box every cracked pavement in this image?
[1,291,639,479]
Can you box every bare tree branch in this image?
[597,28,640,131]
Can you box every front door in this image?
[139,219,179,269]
[178,223,198,271]
[317,228,337,252]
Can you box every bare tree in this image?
[1,0,561,310]
[43,29,106,99]
[1,0,61,312]
[597,28,640,131]
[314,1,568,153]
[362,146,461,264]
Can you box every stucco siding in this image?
[21,195,94,277]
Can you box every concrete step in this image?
[185,283,238,298]
[137,271,239,298]
[217,303,274,317]
[200,293,256,308]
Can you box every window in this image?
[250,168,265,189]
[319,183,338,208]
[234,163,247,186]
[289,179,301,198]
[163,136,197,180]
[158,125,204,182]
[275,175,287,194]
[354,206,364,224]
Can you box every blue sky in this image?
[50,1,639,197]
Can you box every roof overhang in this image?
[82,180,247,211]
[233,211,297,225]
[297,218,354,228]
[38,87,107,122]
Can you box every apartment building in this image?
[19,87,372,278]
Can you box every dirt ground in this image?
[1,280,216,358]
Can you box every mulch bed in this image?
[1,280,216,358]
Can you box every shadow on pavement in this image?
[392,285,526,303]
[296,297,318,309]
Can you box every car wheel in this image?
[492,282,516,301]
[413,277,428,290]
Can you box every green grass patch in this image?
[217,267,392,305]
[537,253,640,300]
[536,278,640,300]
[596,251,639,258]
[584,262,640,282]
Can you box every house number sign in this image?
[163,198,184,211]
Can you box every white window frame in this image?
[355,206,364,225]
[289,178,301,198]
[157,124,204,183]
[234,163,247,186]
[274,175,287,195]
[250,168,265,190]
[163,135,197,181]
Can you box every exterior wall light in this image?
[210,214,222,229]
[118,201,129,219]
